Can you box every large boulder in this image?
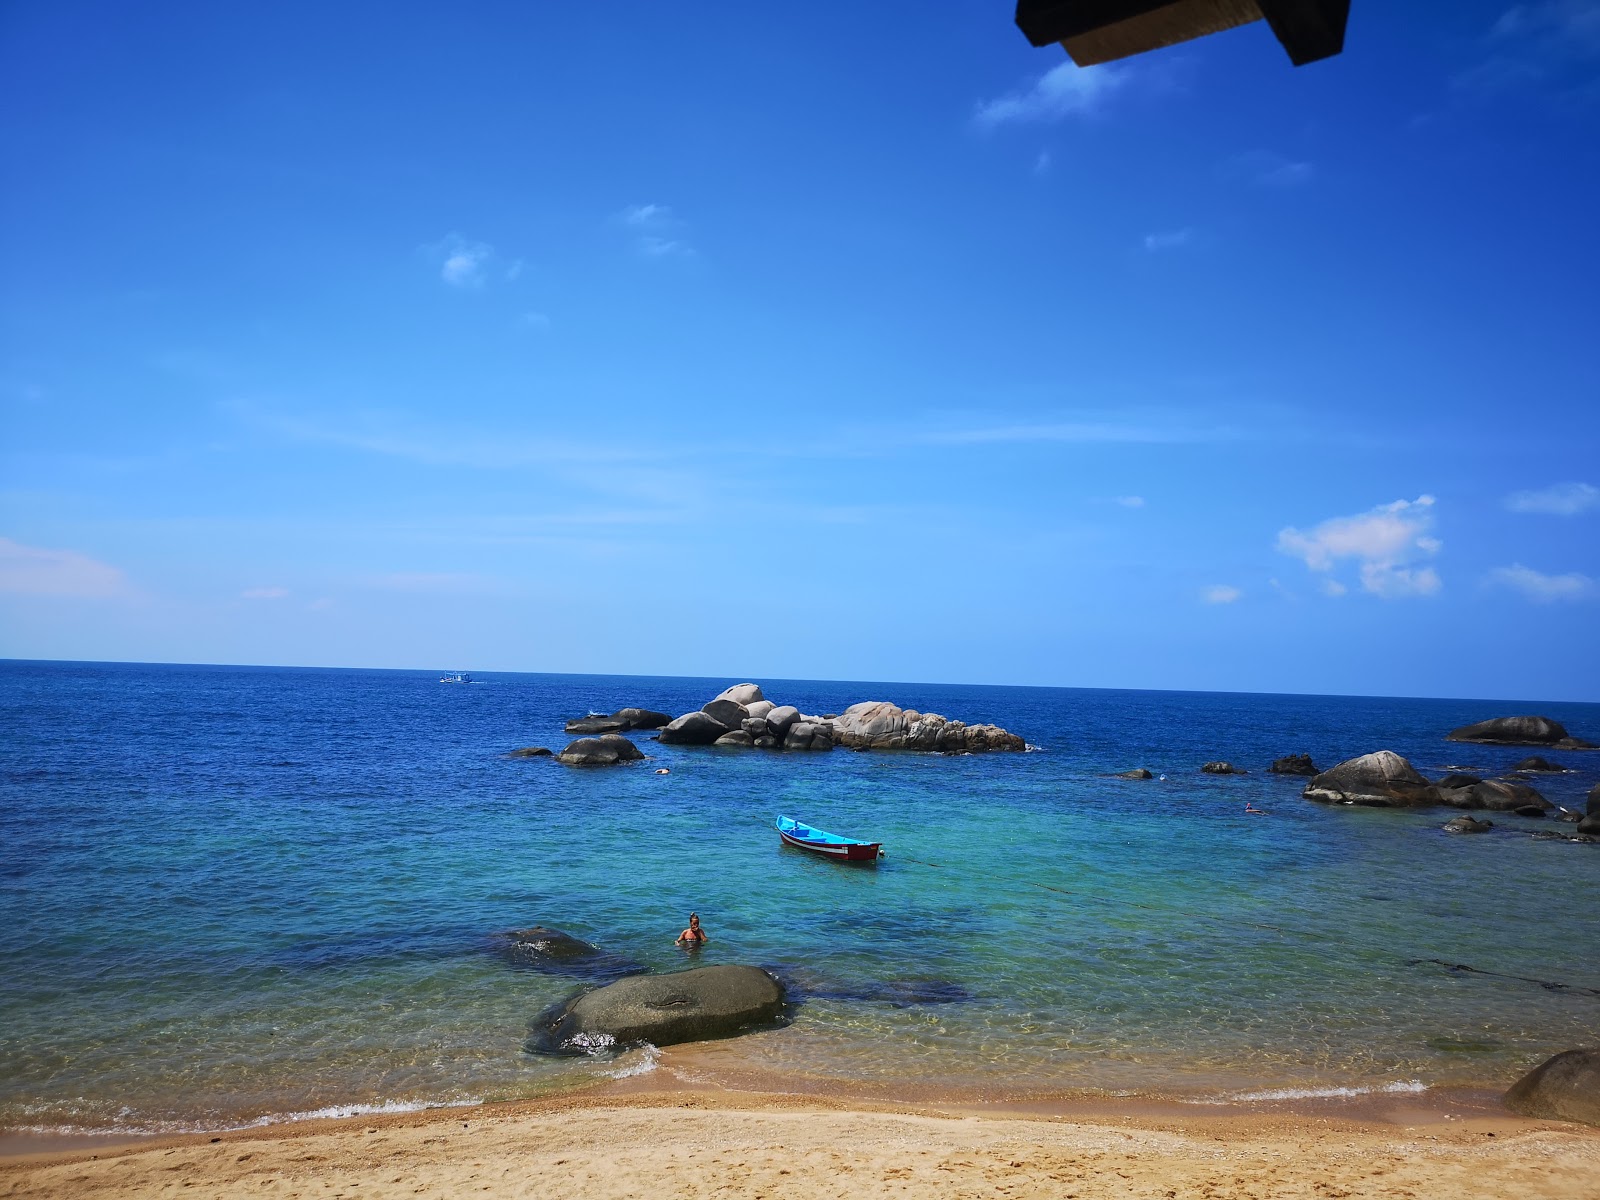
[741,716,771,738]
[1202,761,1245,775]
[1503,1049,1600,1127]
[714,730,753,747]
[1270,754,1319,776]
[1447,715,1593,748]
[765,705,801,737]
[1579,786,1600,835]
[713,683,766,707]
[1302,751,1439,807]
[557,734,645,766]
[565,707,672,735]
[1437,772,1483,789]
[495,926,647,982]
[745,700,775,720]
[1513,756,1565,773]
[831,702,1025,753]
[702,698,750,729]
[658,711,732,745]
[527,965,786,1054]
[1438,778,1552,815]
[785,721,815,750]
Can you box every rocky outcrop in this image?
[1442,815,1493,834]
[658,711,732,745]
[1114,768,1154,780]
[1202,761,1245,775]
[557,734,645,766]
[1302,751,1439,807]
[1269,754,1318,776]
[702,698,750,728]
[508,746,553,758]
[564,707,672,735]
[1503,1049,1600,1127]
[831,701,1025,753]
[713,683,765,708]
[495,926,647,982]
[1437,778,1552,815]
[1513,756,1566,773]
[1447,715,1595,749]
[526,964,786,1054]
[1437,772,1482,789]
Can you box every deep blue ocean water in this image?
[2,660,1597,1134]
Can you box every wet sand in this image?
[4,1075,1596,1199]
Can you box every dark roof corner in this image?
[1014,0,1348,67]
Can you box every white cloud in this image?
[1276,495,1442,599]
[618,204,694,257]
[1486,563,1595,602]
[241,586,289,600]
[1504,481,1599,515]
[0,537,127,597]
[1115,495,1145,508]
[504,259,525,282]
[1321,578,1348,597]
[1202,584,1242,604]
[427,233,496,288]
[1143,228,1192,252]
[973,61,1129,128]
[1033,149,1053,175]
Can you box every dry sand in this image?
[4,1085,1597,1200]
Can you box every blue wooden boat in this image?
[775,815,882,862]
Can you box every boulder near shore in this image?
[557,734,645,766]
[1503,1049,1600,1127]
[657,684,1025,754]
[1446,715,1595,750]
[527,964,786,1054]
[1302,751,1439,807]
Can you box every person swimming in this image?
[1245,803,1266,815]
[675,911,707,947]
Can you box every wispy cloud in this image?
[1033,149,1053,175]
[921,416,1230,447]
[1202,584,1242,604]
[1115,495,1146,508]
[241,586,289,600]
[973,61,1130,128]
[1276,495,1442,598]
[0,537,128,597]
[520,311,551,331]
[1225,151,1314,187]
[618,204,694,257]
[425,233,498,288]
[1142,228,1193,252]
[1457,1,1600,92]
[1486,563,1596,601]
[1504,481,1599,515]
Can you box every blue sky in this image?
[2,1,1598,700]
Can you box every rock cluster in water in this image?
[656,684,1026,754]
[564,707,672,735]
[1301,750,1557,815]
[1446,715,1595,750]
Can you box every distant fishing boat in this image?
[439,672,473,684]
[775,815,882,862]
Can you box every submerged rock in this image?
[564,708,672,735]
[1503,1049,1600,1127]
[1437,778,1552,814]
[526,964,786,1055]
[1442,815,1493,834]
[508,746,553,758]
[1114,768,1154,780]
[557,734,645,766]
[1269,754,1319,776]
[1202,761,1245,775]
[1302,751,1439,807]
[769,966,976,1007]
[495,926,647,982]
[1512,755,1566,773]
[1447,715,1594,749]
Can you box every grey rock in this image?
[713,683,766,707]
[557,734,645,766]
[1503,1049,1600,1127]
[785,722,815,750]
[495,926,647,982]
[1447,715,1574,746]
[765,705,801,737]
[1437,773,1482,789]
[1513,756,1565,773]
[658,711,732,745]
[1438,779,1551,814]
[702,698,750,729]
[753,734,779,749]
[1442,815,1493,834]
[831,701,1025,753]
[741,717,771,738]
[1590,781,1600,817]
[1302,751,1439,807]
[564,708,672,735]
[1269,754,1319,776]
[508,746,553,758]
[1578,814,1600,836]
[527,964,786,1055]
[1202,761,1245,775]
[1115,768,1154,780]
[714,730,753,747]
[745,700,775,720]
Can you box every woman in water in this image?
[675,911,708,948]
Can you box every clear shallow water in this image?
[2,661,1597,1133]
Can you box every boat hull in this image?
[775,820,881,862]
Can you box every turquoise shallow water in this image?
[1,661,1597,1133]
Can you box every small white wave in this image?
[9,1097,481,1140]
[1187,1080,1427,1104]
[1025,744,1044,753]
[600,1044,660,1079]
[566,1031,617,1055]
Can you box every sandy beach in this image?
[5,1080,1597,1200]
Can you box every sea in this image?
[2,660,1597,1138]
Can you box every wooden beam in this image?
[1015,0,1349,66]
